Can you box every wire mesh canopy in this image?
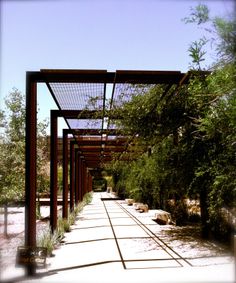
[42,69,189,169]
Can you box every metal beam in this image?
[41,69,115,83]
[78,156,83,202]
[75,139,127,146]
[40,69,187,84]
[51,109,104,119]
[114,70,185,84]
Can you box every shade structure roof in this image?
[42,69,189,169]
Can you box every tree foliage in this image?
[184,4,236,68]
[0,89,49,205]
[0,89,26,204]
[106,5,236,240]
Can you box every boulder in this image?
[125,198,135,206]
[154,210,172,225]
[133,202,144,209]
[134,203,149,213]
[138,204,149,213]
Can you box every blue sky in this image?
[0,0,234,134]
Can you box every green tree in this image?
[37,117,50,195]
[192,69,236,238]
[0,89,50,205]
[184,4,236,67]
[0,89,25,205]
[184,4,236,238]
[107,5,235,241]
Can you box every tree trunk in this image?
[4,204,8,237]
[173,130,179,146]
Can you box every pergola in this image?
[25,69,190,254]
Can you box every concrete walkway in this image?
[4,193,235,283]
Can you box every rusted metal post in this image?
[70,141,75,211]
[4,205,8,237]
[85,169,87,194]
[85,164,88,194]
[50,111,58,232]
[75,149,79,206]
[87,173,90,193]
[78,156,83,201]
[88,171,91,192]
[89,173,92,192]
[87,172,90,193]
[62,129,69,219]
[82,160,86,198]
[25,73,37,275]
[81,160,84,199]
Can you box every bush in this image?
[37,192,94,256]
[68,212,76,225]
[37,227,58,257]
[83,192,93,204]
[166,199,189,226]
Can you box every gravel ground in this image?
[119,201,234,267]
[0,206,51,272]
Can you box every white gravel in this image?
[0,206,51,273]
